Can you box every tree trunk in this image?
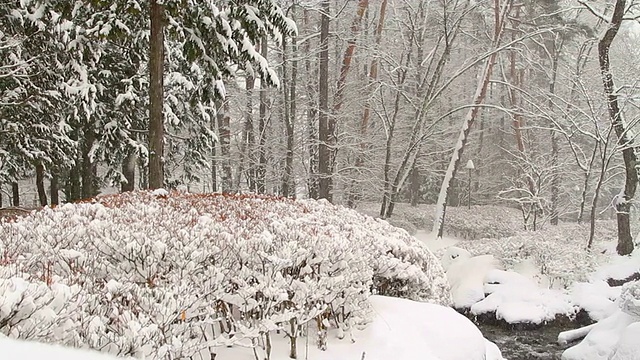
[548,40,561,226]
[148,0,165,190]
[317,0,334,202]
[81,128,97,199]
[211,122,218,193]
[257,37,268,194]
[347,0,386,208]
[11,182,19,206]
[597,0,635,256]
[121,152,136,192]
[35,162,48,206]
[50,174,59,205]
[217,101,233,192]
[304,9,319,199]
[282,22,297,198]
[237,75,255,191]
[410,166,420,207]
[433,0,511,238]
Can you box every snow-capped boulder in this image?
[441,247,502,308]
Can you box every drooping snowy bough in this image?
[0,191,450,359]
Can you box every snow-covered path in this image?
[414,230,462,251]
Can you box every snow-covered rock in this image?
[441,247,502,308]
[471,269,575,324]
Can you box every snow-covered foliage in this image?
[618,281,640,318]
[0,191,449,358]
[360,203,522,239]
[453,221,617,287]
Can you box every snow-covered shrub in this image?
[618,281,640,318]
[359,203,522,239]
[455,221,617,287]
[0,277,82,344]
[0,191,450,358]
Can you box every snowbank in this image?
[562,281,640,360]
[0,191,451,359]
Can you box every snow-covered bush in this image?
[454,221,617,287]
[618,281,640,318]
[0,191,450,358]
[359,203,522,240]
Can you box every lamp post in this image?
[465,159,475,209]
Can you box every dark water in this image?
[478,324,575,360]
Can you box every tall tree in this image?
[596,0,636,255]
[433,0,513,237]
[148,0,165,189]
[318,0,333,201]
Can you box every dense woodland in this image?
[1,0,640,253]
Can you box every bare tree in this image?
[433,0,513,237]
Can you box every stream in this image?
[478,323,577,360]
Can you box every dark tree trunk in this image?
[410,165,420,207]
[317,0,334,202]
[121,152,136,192]
[35,162,48,207]
[66,163,82,202]
[597,0,635,256]
[0,185,2,207]
[148,0,165,190]
[12,182,19,206]
[50,174,59,205]
[81,128,97,199]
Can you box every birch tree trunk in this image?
[433,0,512,238]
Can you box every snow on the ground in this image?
[415,230,461,251]
[0,336,126,360]
[216,295,504,360]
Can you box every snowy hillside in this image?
[0,191,451,359]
